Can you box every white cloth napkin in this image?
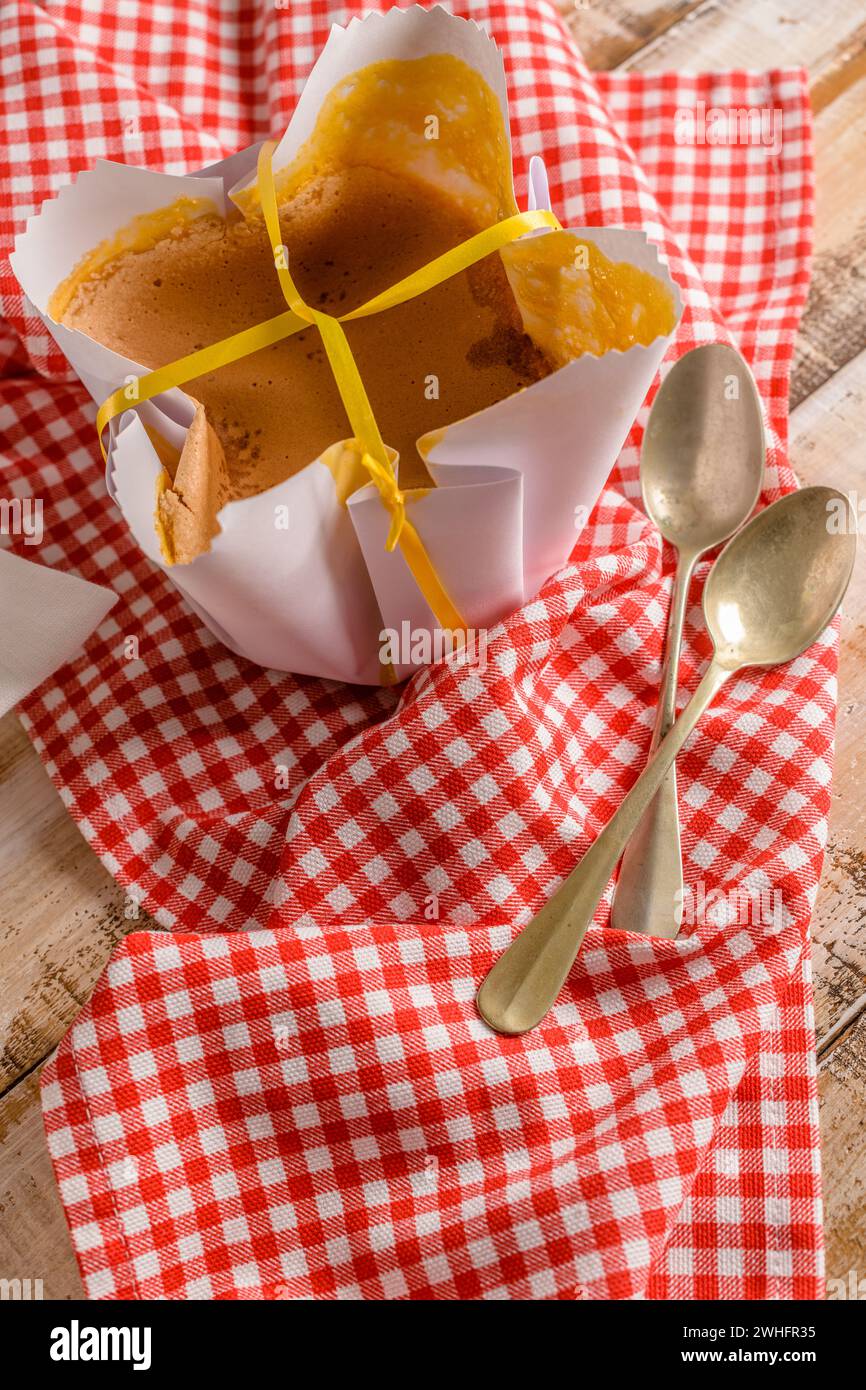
[0,548,116,717]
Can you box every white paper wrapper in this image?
[11,4,681,686]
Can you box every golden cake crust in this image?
[62,164,553,516]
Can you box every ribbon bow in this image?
[360,452,406,552]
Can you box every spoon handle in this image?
[476,659,730,1036]
[610,548,699,938]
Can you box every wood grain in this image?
[789,351,866,1047]
[819,1009,866,1285]
[557,0,702,70]
[0,716,155,1092]
[796,63,866,408]
[0,1072,84,1299]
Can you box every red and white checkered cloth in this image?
[0,2,824,1299]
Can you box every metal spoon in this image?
[477,486,856,1035]
[611,345,765,939]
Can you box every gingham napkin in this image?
[0,3,824,1299]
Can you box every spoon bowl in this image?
[642,343,765,552]
[705,486,857,669]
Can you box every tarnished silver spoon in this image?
[612,344,765,938]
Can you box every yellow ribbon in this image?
[96,140,561,636]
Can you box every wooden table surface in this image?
[1,0,864,1298]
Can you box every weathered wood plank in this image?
[0,1070,84,1299]
[819,1008,866,1288]
[810,21,866,114]
[556,0,700,72]
[789,349,866,1045]
[0,716,153,1093]
[794,65,866,408]
[613,0,863,76]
